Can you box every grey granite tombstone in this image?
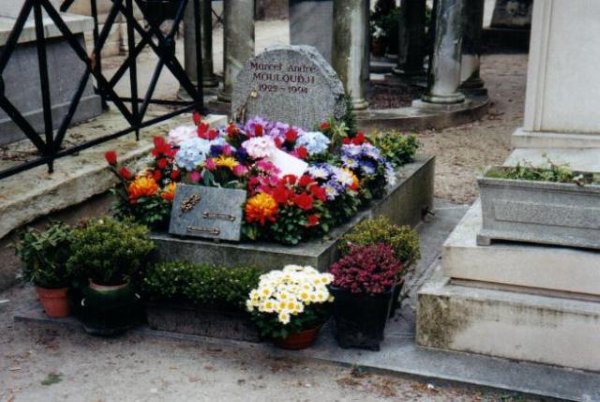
[289,0,333,63]
[491,0,533,29]
[231,45,346,130]
[169,184,247,242]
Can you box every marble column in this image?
[393,0,427,76]
[460,0,485,90]
[183,0,218,88]
[422,0,465,104]
[217,0,255,103]
[332,0,369,110]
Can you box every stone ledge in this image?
[0,114,228,240]
[417,265,600,372]
[0,13,94,46]
[512,127,600,149]
[443,199,600,296]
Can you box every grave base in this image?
[151,156,434,271]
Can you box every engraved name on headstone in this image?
[169,184,247,242]
[232,45,346,131]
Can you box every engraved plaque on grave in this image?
[169,184,247,242]
[232,45,346,130]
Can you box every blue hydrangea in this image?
[296,131,331,155]
[175,137,226,171]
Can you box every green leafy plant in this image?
[339,216,420,266]
[485,158,599,185]
[369,132,419,168]
[143,262,262,310]
[15,222,73,288]
[67,217,155,286]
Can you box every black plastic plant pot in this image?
[140,0,179,27]
[389,278,405,319]
[330,286,393,351]
[79,281,142,336]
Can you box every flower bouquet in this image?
[246,265,334,349]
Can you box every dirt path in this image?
[419,53,528,204]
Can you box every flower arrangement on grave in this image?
[103,112,419,245]
[104,137,180,230]
[246,264,333,348]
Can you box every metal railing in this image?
[0,0,205,179]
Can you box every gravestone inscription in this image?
[232,45,346,131]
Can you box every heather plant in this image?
[330,244,402,295]
[485,157,599,185]
[67,217,155,286]
[370,132,419,168]
[339,216,420,266]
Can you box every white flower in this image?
[167,125,197,146]
[242,137,276,159]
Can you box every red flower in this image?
[152,137,174,157]
[157,158,168,169]
[342,137,351,145]
[352,132,368,145]
[285,129,298,143]
[152,170,162,182]
[293,193,313,210]
[298,174,314,188]
[226,123,239,138]
[310,185,327,202]
[320,122,330,131]
[282,175,297,185]
[296,146,308,159]
[255,124,264,136]
[118,166,133,180]
[105,151,117,166]
[272,186,292,204]
[170,169,181,181]
[193,111,202,125]
[274,137,283,148]
[307,214,320,227]
[198,122,218,140]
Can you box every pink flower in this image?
[204,158,217,170]
[190,171,202,183]
[233,164,248,177]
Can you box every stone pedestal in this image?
[183,0,218,89]
[513,0,600,149]
[332,0,368,110]
[217,0,255,103]
[393,0,427,77]
[460,0,485,92]
[0,5,102,145]
[422,0,465,104]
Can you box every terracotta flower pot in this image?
[272,326,321,350]
[36,287,70,318]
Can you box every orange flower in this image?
[128,176,159,202]
[161,182,177,202]
[245,193,278,225]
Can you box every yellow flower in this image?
[245,193,278,225]
[214,155,239,170]
[161,182,176,202]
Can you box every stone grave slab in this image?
[231,45,346,130]
[151,156,435,271]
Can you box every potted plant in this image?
[67,217,155,335]
[246,265,334,350]
[329,243,402,351]
[339,216,419,318]
[15,222,73,318]
[478,160,600,250]
[143,262,263,342]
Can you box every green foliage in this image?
[251,304,330,340]
[67,217,155,286]
[485,157,599,185]
[111,188,171,231]
[370,132,419,168]
[339,216,421,266]
[342,95,358,136]
[15,222,73,288]
[41,372,63,386]
[143,262,262,310]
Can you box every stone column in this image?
[332,0,369,110]
[422,0,465,104]
[183,0,218,88]
[393,0,427,76]
[460,0,485,90]
[217,0,255,103]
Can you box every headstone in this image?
[289,0,333,63]
[491,0,533,29]
[232,45,346,131]
[169,185,247,242]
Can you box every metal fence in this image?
[0,0,204,179]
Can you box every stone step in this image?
[417,265,600,372]
[443,199,600,297]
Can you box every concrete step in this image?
[417,265,600,372]
[443,200,600,297]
